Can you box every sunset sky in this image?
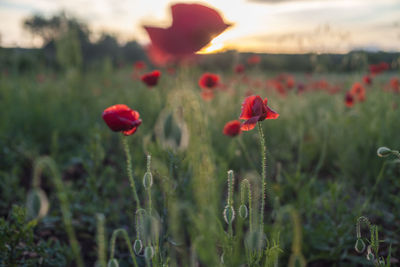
[0,0,399,53]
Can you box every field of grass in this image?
[0,64,399,266]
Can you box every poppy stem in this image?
[109,228,139,267]
[122,137,141,210]
[257,122,267,233]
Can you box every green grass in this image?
[0,66,399,266]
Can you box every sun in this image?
[197,36,227,54]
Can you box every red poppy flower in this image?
[350,82,366,101]
[134,61,146,71]
[239,95,279,131]
[247,55,261,65]
[143,3,231,66]
[389,77,399,93]
[223,120,241,137]
[345,92,354,108]
[102,104,142,136]
[201,89,215,101]
[286,75,295,89]
[199,73,219,89]
[234,64,245,74]
[369,62,389,76]
[141,70,161,87]
[362,75,372,85]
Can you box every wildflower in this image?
[141,70,161,87]
[223,120,241,137]
[134,61,146,71]
[369,62,389,76]
[234,64,245,74]
[239,95,279,131]
[350,82,366,101]
[201,89,215,101]
[389,77,399,93]
[102,104,142,136]
[362,75,372,85]
[199,72,219,89]
[247,55,261,65]
[345,92,354,107]
[143,3,231,65]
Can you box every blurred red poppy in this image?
[247,55,261,65]
[134,61,146,71]
[234,64,245,74]
[199,73,219,89]
[239,95,279,131]
[141,70,161,87]
[345,92,354,108]
[350,82,366,101]
[144,3,231,66]
[369,62,389,76]
[286,75,295,89]
[201,89,214,101]
[362,75,372,85]
[389,77,399,93]
[102,104,142,136]
[223,120,241,137]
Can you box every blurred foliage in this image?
[0,205,67,266]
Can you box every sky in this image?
[0,0,399,53]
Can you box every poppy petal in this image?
[265,106,279,119]
[239,95,258,120]
[241,116,260,131]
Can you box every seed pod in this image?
[107,259,119,267]
[144,246,155,259]
[223,205,235,224]
[143,172,153,189]
[377,147,392,157]
[133,239,143,254]
[239,204,248,219]
[354,238,366,253]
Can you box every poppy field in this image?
[1,2,400,267]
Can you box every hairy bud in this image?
[107,259,119,267]
[354,238,366,253]
[239,204,248,219]
[133,239,143,254]
[223,205,235,224]
[377,147,392,157]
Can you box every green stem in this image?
[257,122,267,232]
[147,188,152,215]
[122,137,141,209]
[96,213,107,267]
[109,228,139,267]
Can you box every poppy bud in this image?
[366,252,374,261]
[223,205,235,224]
[377,147,392,157]
[133,239,143,254]
[107,259,119,267]
[354,238,366,253]
[239,204,248,219]
[143,172,153,189]
[366,245,374,261]
[26,188,49,220]
[144,246,155,259]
